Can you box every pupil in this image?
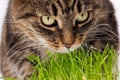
[82,14,84,17]
[47,17,49,21]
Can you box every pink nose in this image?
[63,43,73,48]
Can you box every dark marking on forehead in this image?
[56,0,64,13]
[56,0,79,14]
[83,0,92,5]
[56,0,63,9]
[64,7,71,14]
[62,0,75,14]
[77,1,82,13]
[52,4,58,16]
[63,0,68,5]
[71,0,77,10]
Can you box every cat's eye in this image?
[76,11,89,22]
[41,16,56,26]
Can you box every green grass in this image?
[26,46,118,80]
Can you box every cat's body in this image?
[0,0,119,79]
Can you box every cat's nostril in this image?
[64,43,73,48]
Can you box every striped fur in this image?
[1,0,119,79]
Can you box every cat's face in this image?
[10,0,112,53]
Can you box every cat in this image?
[0,0,119,79]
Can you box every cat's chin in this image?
[56,48,75,54]
[46,46,79,54]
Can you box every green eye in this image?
[76,12,89,22]
[41,16,55,26]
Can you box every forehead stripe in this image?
[56,0,81,14]
[52,4,58,16]
[77,1,82,13]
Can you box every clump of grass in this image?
[27,46,118,80]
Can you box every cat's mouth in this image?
[36,34,84,53]
[47,40,82,53]
[47,45,79,53]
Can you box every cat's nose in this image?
[63,42,73,48]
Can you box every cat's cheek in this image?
[35,37,68,53]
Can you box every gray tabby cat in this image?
[0,0,119,79]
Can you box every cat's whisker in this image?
[9,32,25,34]
[25,27,41,35]
[85,38,117,42]
[88,31,116,39]
[87,33,117,42]
[101,10,114,14]
[94,23,112,28]
[6,45,39,61]
[90,28,118,39]
[4,34,36,57]
[4,20,20,24]
[27,46,50,61]
[87,23,118,38]
[81,43,99,51]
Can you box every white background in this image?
[0,0,120,80]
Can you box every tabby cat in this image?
[0,0,119,79]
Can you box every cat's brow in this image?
[56,0,80,14]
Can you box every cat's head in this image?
[10,0,115,53]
